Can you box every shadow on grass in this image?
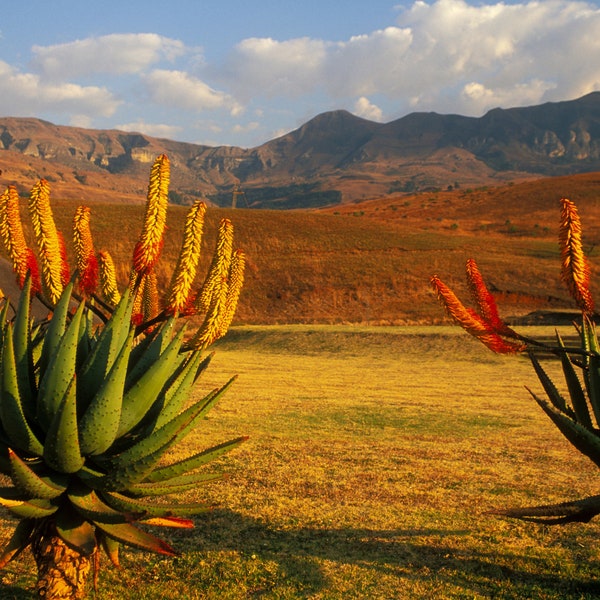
[172,509,600,598]
[0,586,35,600]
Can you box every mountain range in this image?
[3,92,600,207]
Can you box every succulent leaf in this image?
[117,325,187,438]
[143,435,247,484]
[125,472,224,497]
[8,449,67,500]
[528,388,600,468]
[0,324,44,456]
[101,491,211,517]
[556,339,593,429]
[67,483,141,524]
[92,521,178,557]
[37,300,85,429]
[55,507,97,556]
[43,378,84,474]
[0,497,59,519]
[76,287,134,413]
[153,351,212,430]
[78,327,135,456]
[12,275,36,417]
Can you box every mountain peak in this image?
[4,93,600,207]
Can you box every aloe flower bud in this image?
[196,218,234,313]
[166,201,206,314]
[97,250,121,306]
[218,249,246,338]
[431,275,524,354]
[28,180,65,304]
[0,186,41,293]
[133,154,170,275]
[73,206,99,296]
[559,198,594,313]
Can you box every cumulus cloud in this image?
[114,120,184,139]
[222,36,328,99]
[353,97,384,121]
[143,69,242,115]
[0,60,119,118]
[31,33,185,80]
[222,0,600,117]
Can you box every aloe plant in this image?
[431,198,600,525]
[0,155,246,598]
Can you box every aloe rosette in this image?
[432,198,600,524]
[0,274,245,589]
[0,154,248,598]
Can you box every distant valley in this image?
[3,93,600,208]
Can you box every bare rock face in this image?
[4,92,600,207]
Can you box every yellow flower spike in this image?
[97,250,121,306]
[73,206,99,296]
[0,186,41,293]
[559,197,594,313]
[133,154,170,275]
[28,179,64,304]
[165,200,206,314]
[189,274,229,349]
[196,218,234,313]
[218,249,246,339]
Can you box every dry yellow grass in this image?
[0,326,588,599]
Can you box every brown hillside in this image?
[3,171,599,326]
[6,93,600,208]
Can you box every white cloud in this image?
[143,69,242,114]
[31,33,186,80]
[0,60,119,118]
[353,97,384,121]
[232,121,260,134]
[223,36,328,98]
[221,0,600,118]
[114,120,183,139]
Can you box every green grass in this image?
[1,325,597,599]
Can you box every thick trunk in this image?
[31,526,93,599]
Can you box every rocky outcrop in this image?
[4,92,600,207]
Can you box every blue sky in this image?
[2,0,600,148]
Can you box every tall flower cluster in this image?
[0,154,246,346]
[132,154,169,275]
[431,197,595,355]
[0,186,40,294]
[28,179,69,305]
[431,261,525,354]
[559,197,594,314]
[73,206,99,297]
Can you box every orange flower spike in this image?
[133,154,170,275]
[28,179,64,304]
[431,275,525,354]
[57,231,71,287]
[559,198,594,313]
[196,218,234,313]
[0,186,41,293]
[97,250,121,305]
[73,206,99,295]
[166,200,206,314]
[141,270,159,324]
[465,259,518,338]
[218,249,246,339]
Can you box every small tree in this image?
[431,198,600,524]
[0,155,246,598]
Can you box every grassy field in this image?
[1,325,598,599]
